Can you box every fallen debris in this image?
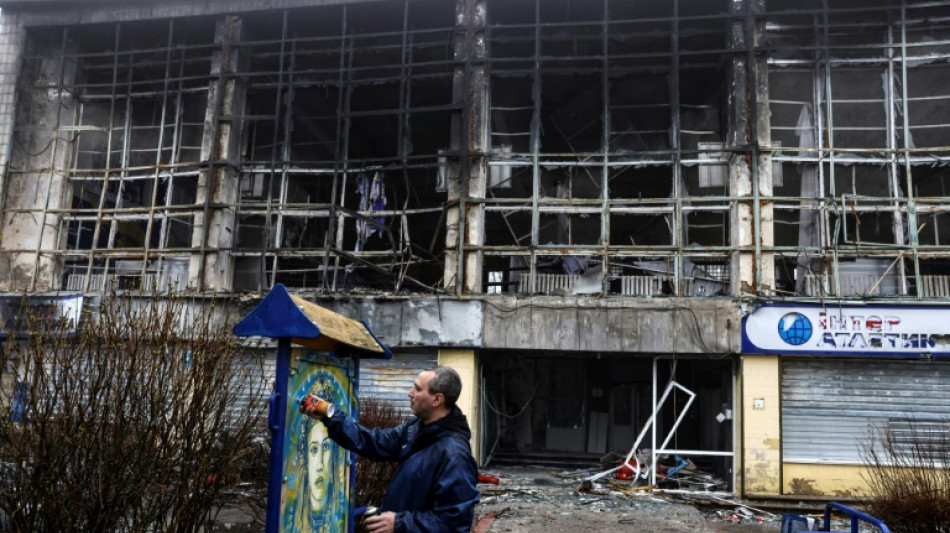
[704,495,779,519]
[474,465,778,532]
[680,493,785,528]
[606,480,655,493]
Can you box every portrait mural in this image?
[281,351,355,533]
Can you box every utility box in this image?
[234,284,391,533]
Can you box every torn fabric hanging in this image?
[355,171,387,251]
[795,103,821,295]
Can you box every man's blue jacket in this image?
[324,405,480,533]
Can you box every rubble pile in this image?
[475,465,780,532]
[592,451,729,491]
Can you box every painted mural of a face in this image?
[308,421,332,509]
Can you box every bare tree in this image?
[862,418,950,533]
[0,292,268,532]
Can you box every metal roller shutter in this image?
[782,358,950,464]
[231,351,275,425]
[358,353,437,415]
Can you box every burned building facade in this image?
[0,0,949,498]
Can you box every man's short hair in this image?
[425,366,462,408]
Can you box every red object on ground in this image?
[477,473,500,484]
[614,462,636,480]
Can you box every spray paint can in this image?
[300,394,336,418]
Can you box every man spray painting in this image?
[301,366,480,533]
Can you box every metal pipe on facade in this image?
[900,3,924,299]
[528,0,541,296]
[332,16,356,292]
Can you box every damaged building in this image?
[0,0,949,500]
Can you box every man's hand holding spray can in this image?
[300,394,335,419]
[299,395,397,533]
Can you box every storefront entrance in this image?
[480,352,735,491]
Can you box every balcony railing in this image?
[804,274,950,298]
[920,275,950,298]
[517,273,667,297]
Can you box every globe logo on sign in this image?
[778,312,812,346]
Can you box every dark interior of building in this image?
[481,352,734,489]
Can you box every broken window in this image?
[480,0,732,297]
[6,18,214,292]
[8,0,950,298]
[234,1,455,292]
[7,2,456,294]
[768,2,950,298]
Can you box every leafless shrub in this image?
[0,292,267,532]
[226,433,270,529]
[354,396,402,533]
[861,417,950,533]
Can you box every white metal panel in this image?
[358,353,437,414]
[782,358,950,464]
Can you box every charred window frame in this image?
[7,18,214,292]
[234,1,456,293]
[12,0,950,299]
[768,1,950,299]
[480,0,733,297]
[7,2,457,295]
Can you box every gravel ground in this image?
[472,466,783,533]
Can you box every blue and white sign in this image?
[742,303,950,357]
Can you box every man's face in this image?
[408,370,440,419]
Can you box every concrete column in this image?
[0,26,75,291]
[444,0,488,294]
[740,354,781,496]
[437,348,481,463]
[728,0,774,296]
[0,12,25,208]
[189,15,246,291]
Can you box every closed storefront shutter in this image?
[358,352,438,414]
[231,351,275,425]
[782,358,950,464]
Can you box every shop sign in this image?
[742,303,950,356]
